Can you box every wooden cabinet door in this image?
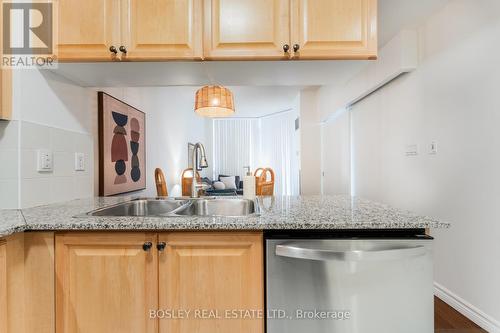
[55,0,121,61]
[56,233,158,333]
[291,0,377,59]
[123,0,203,60]
[203,0,290,60]
[0,240,6,333]
[158,232,264,333]
[0,67,12,120]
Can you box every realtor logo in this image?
[2,1,56,68]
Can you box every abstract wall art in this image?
[98,92,146,196]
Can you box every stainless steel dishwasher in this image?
[266,230,433,333]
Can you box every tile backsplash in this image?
[0,121,19,209]
[19,121,94,208]
[0,120,94,209]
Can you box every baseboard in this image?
[434,282,500,333]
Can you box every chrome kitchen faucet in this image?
[190,142,209,198]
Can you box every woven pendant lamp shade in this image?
[194,85,235,117]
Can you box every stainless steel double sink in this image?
[86,197,259,217]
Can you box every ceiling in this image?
[227,86,301,117]
[52,60,366,88]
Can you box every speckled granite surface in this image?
[0,210,26,237]
[2,195,449,234]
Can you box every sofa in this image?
[204,174,244,196]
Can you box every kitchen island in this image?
[0,196,449,333]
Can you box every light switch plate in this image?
[37,150,53,172]
[429,141,438,155]
[75,153,85,171]
[405,144,419,156]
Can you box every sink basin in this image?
[88,198,188,216]
[85,198,259,217]
[173,198,257,217]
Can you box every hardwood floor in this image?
[435,297,487,332]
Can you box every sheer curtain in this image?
[211,111,299,196]
[212,119,260,179]
[259,111,299,195]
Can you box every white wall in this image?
[317,30,418,122]
[0,69,94,209]
[348,0,500,330]
[94,87,209,197]
[321,110,351,195]
[299,88,322,195]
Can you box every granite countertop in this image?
[0,209,27,237]
[0,196,449,236]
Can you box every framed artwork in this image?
[98,92,146,196]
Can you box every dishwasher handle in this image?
[275,243,426,262]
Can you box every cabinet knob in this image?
[109,46,117,54]
[143,242,153,251]
[157,242,167,251]
[283,44,290,53]
[293,44,300,52]
[119,46,127,54]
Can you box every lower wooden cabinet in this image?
[159,232,264,333]
[55,232,264,333]
[1,233,55,333]
[55,232,158,333]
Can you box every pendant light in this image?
[194,85,235,117]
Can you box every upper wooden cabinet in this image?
[203,0,290,60]
[158,232,264,333]
[55,233,158,333]
[0,2,12,119]
[55,0,121,61]
[291,0,378,59]
[55,0,202,61]
[0,67,12,120]
[203,0,377,60]
[55,0,376,61]
[123,0,203,60]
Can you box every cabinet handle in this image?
[157,242,167,252]
[283,44,290,53]
[119,46,127,54]
[293,44,300,52]
[109,46,117,54]
[142,242,153,251]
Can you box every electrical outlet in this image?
[75,153,85,171]
[37,150,53,172]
